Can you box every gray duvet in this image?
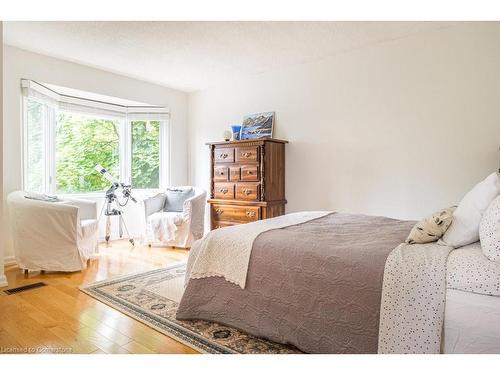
[176,213,414,353]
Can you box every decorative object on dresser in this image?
[223,130,232,142]
[231,125,242,141]
[240,112,274,140]
[207,138,287,230]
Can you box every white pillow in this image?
[439,172,500,248]
[480,195,500,263]
[163,187,194,212]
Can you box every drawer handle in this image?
[242,152,251,158]
[219,188,228,193]
[246,211,256,217]
[219,171,224,175]
[219,153,228,159]
[243,189,252,195]
[247,170,253,174]
[215,209,224,214]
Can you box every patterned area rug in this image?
[80,263,301,354]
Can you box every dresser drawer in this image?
[214,147,235,163]
[229,166,241,181]
[236,182,260,201]
[236,146,259,163]
[212,204,260,223]
[214,166,229,182]
[240,165,259,181]
[214,183,234,199]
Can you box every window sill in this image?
[59,188,162,200]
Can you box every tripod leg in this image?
[105,215,111,244]
[120,215,134,246]
[119,213,123,238]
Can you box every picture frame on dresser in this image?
[240,112,275,140]
[206,138,287,230]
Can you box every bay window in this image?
[25,99,46,192]
[22,80,169,194]
[131,120,160,189]
[55,112,121,193]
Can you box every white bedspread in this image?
[378,242,454,353]
[186,211,331,288]
[447,242,500,296]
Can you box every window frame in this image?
[22,96,170,195]
[22,95,54,193]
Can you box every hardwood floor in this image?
[0,241,198,354]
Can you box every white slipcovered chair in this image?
[7,191,99,272]
[143,187,206,248]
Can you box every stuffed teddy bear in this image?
[406,206,456,244]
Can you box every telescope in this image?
[95,164,136,245]
[94,164,137,203]
[94,164,117,184]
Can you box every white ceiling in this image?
[3,22,453,92]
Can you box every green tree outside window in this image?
[131,121,160,189]
[55,112,120,193]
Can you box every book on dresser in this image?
[206,138,288,230]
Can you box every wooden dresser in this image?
[207,138,287,230]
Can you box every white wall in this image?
[3,45,189,260]
[188,23,500,221]
[0,22,7,286]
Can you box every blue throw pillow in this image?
[163,187,194,212]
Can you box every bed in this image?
[176,211,500,354]
[442,242,500,353]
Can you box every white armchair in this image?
[7,191,99,272]
[143,187,206,248]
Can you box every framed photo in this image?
[240,112,274,140]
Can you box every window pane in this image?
[26,99,45,192]
[131,121,160,189]
[55,112,120,193]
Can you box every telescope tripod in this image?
[99,195,135,246]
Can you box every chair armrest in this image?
[183,192,205,217]
[183,189,207,239]
[61,197,98,220]
[144,193,166,219]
